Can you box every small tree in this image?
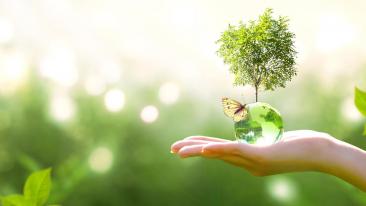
[216,8,297,102]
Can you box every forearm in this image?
[320,139,366,191]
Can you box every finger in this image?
[202,142,242,155]
[201,147,251,166]
[184,136,230,142]
[219,155,251,168]
[203,142,260,157]
[171,140,212,153]
[178,145,205,158]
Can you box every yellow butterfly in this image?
[222,97,248,122]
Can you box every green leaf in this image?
[1,195,30,206]
[23,168,52,206]
[355,87,366,116]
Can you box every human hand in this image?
[171,130,342,176]
[171,130,366,191]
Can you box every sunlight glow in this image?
[89,147,113,173]
[0,18,14,44]
[104,89,125,112]
[316,13,357,53]
[99,60,122,84]
[140,105,159,123]
[159,82,180,105]
[50,92,75,122]
[2,54,27,81]
[39,47,78,87]
[0,52,28,93]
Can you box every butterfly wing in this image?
[222,97,248,122]
[232,107,248,122]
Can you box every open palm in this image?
[171,130,337,176]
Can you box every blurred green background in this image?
[0,0,366,205]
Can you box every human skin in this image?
[170,130,366,192]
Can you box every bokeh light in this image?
[140,105,159,123]
[0,52,28,93]
[38,47,78,87]
[88,147,113,173]
[104,89,125,112]
[267,177,297,202]
[0,1,365,205]
[342,96,363,121]
[49,92,76,122]
[159,82,180,105]
[2,53,28,81]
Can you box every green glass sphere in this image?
[234,102,283,145]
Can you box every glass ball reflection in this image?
[234,102,283,145]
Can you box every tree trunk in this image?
[255,85,258,102]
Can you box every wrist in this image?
[319,138,366,191]
[308,137,337,173]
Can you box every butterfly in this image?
[222,97,248,122]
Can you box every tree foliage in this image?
[216,8,297,101]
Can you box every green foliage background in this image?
[0,3,366,206]
[0,69,365,206]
